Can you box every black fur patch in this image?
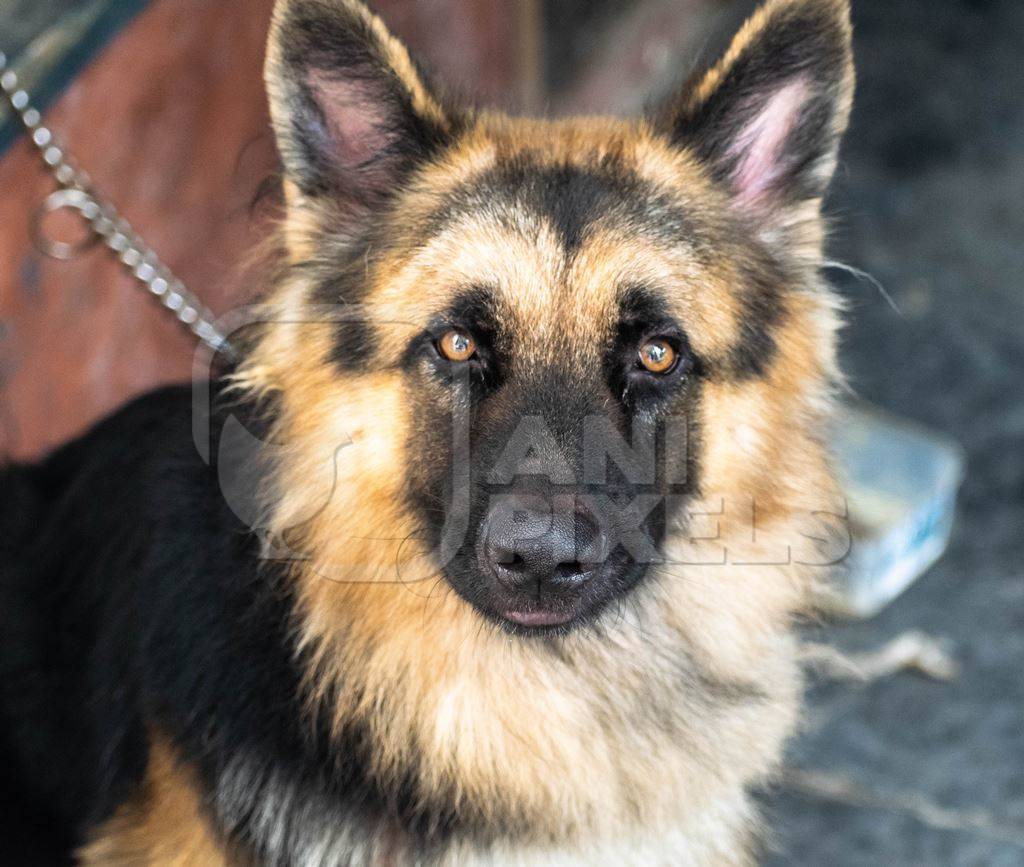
[0,386,484,860]
[726,251,787,380]
[305,236,389,372]
[608,283,705,508]
[424,156,699,254]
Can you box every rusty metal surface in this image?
[0,0,279,460]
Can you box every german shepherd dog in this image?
[0,0,854,862]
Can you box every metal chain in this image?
[0,50,231,355]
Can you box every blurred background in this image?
[1,0,1022,863]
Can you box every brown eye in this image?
[438,329,477,362]
[638,338,677,374]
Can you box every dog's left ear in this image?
[265,0,453,212]
[662,0,853,233]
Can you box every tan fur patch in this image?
[80,735,234,866]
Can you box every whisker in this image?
[822,259,904,318]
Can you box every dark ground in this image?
[760,0,1024,864]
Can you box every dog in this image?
[0,0,853,863]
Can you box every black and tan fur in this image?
[0,0,854,863]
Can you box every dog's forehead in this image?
[425,119,711,257]
[380,123,724,317]
[368,119,745,363]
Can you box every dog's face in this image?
[253,0,852,639]
[391,143,709,633]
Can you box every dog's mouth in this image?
[501,603,579,629]
[503,608,574,627]
[449,549,651,636]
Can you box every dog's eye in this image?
[437,329,477,362]
[638,338,677,374]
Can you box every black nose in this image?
[482,497,607,591]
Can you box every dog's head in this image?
[233,0,853,846]
[248,0,853,638]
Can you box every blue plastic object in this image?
[826,403,966,618]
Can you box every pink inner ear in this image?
[727,77,811,208]
[307,70,394,172]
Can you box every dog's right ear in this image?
[265,0,453,213]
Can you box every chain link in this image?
[0,50,231,355]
